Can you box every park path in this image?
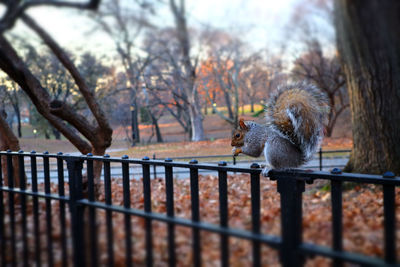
[23,155,349,183]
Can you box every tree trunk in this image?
[224,91,234,120]
[325,126,333,138]
[130,103,138,146]
[52,128,61,140]
[170,0,205,141]
[15,105,21,137]
[150,113,163,143]
[0,109,22,187]
[130,88,140,145]
[189,96,205,141]
[334,0,400,174]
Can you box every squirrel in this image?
[231,82,330,173]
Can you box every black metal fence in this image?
[152,148,351,169]
[0,150,398,266]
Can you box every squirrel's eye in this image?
[235,133,241,138]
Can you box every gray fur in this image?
[264,129,304,169]
[240,122,269,157]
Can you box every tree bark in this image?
[0,109,22,187]
[334,0,400,174]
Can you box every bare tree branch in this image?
[0,35,93,153]
[21,13,112,139]
[0,0,101,32]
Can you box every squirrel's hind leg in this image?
[264,135,303,169]
[262,143,272,177]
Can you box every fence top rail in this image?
[2,150,397,185]
[0,149,351,158]
[0,150,262,174]
[268,169,400,185]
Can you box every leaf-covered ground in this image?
[2,174,398,266]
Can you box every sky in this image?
[10,0,304,57]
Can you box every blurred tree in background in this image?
[335,0,400,174]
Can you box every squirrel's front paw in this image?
[262,167,271,177]
[232,147,242,156]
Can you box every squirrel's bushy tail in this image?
[265,82,330,161]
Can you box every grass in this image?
[320,151,351,158]
[14,124,70,140]
[110,139,232,159]
[18,138,77,153]
[205,104,264,116]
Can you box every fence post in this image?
[383,171,396,263]
[250,163,261,267]
[277,176,305,267]
[153,153,157,179]
[67,157,85,267]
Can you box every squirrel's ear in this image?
[239,118,248,130]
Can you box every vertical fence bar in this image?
[250,164,261,267]
[122,156,132,267]
[277,176,305,267]
[383,172,396,264]
[189,160,201,267]
[218,161,229,267]
[165,159,176,267]
[86,154,98,267]
[57,153,68,267]
[319,148,322,171]
[30,151,41,267]
[6,152,16,267]
[18,152,28,267]
[330,168,343,267]
[43,152,54,266]
[103,156,114,267]
[153,153,157,179]
[0,154,5,267]
[67,158,85,267]
[142,157,153,267]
